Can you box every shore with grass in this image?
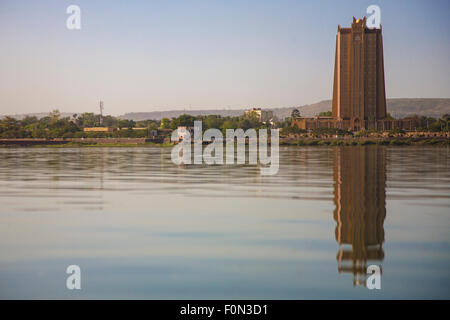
[280,136,450,146]
[0,138,173,147]
[1,136,449,147]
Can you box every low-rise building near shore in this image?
[291,117,420,132]
[83,127,150,132]
[245,108,274,123]
[83,127,115,132]
[175,126,194,142]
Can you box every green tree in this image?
[21,116,39,126]
[49,109,61,125]
[291,109,301,119]
[0,117,22,138]
[160,118,170,129]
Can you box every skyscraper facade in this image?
[332,17,386,131]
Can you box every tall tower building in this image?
[332,17,387,130]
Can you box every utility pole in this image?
[99,101,104,126]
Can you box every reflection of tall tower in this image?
[333,147,386,286]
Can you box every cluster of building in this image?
[291,116,420,131]
[174,108,277,141]
[86,17,422,138]
[292,17,419,132]
[244,107,275,124]
[83,126,166,140]
[83,127,148,132]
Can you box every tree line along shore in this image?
[0,110,449,147]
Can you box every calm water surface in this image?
[0,146,449,299]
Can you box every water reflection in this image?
[0,146,449,298]
[333,147,386,286]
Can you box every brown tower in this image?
[332,17,387,131]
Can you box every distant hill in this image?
[295,98,450,119]
[385,98,450,119]
[1,112,75,120]
[118,109,244,121]
[2,98,449,121]
[119,98,450,121]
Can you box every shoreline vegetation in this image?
[281,136,450,146]
[0,136,449,147]
[0,110,449,147]
[0,138,172,148]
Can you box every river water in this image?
[0,146,449,299]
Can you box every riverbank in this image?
[280,136,450,146]
[1,136,449,147]
[0,138,172,147]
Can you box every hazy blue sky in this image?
[1,0,449,115]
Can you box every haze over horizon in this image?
[1,0,449,116]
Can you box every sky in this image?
[0,0,449,116]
